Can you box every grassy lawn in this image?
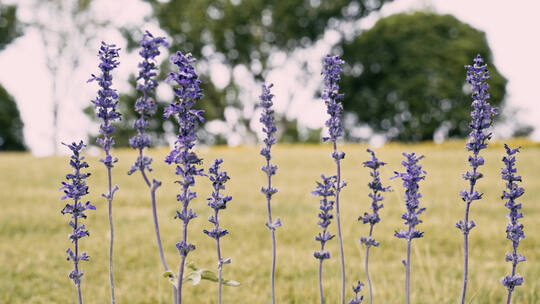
[0,140,539,303]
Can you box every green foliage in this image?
[340,12,507,141]
[0,84,25,150]
[147,0,392,74]
[106,0,393,146]
[0,4,21,51]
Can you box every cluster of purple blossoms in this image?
[322,55,345,143]
[321,54,347,304]
[500,145,525,301]
[259,83,280,304]
[60,141,95,303]
[359,149,390,247]
[348,281,365,304]
[359,149,390,304]
[312,174,336,304]
[458,55,498,304]
[259,84,281,230]
[457,54,499,235]
[88,41,121,168]
[312,174,336,261]
[393,152,426,241]
[128,31,168,175]
[204,158,233,304]
[392,152,426,304]
[163,50,204,302]
[204,159,232,241]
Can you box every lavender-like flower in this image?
[321,54,347,304]
[458,54,498,304]
[129,30,168,175]
[204,159,233,304]
[164,50,204,304]
[60,141,95,304]
[348,281,365,304]
[312,174,336,304]
[126,31,175,302]
[359,149,390,304]
[393,152,426,304]
[88,41,121,304]
[500,144,525,304]
[259,83,281,304]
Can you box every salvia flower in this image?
[60,141,95,304]
[164,50,204,303]
[259,83,280,304]
[88,41,120,304]
[458,54,498,304]
[88,41,121,163]
[128,30,168,175]
[321,54,347,304]
[312,174,336,304]
[126,31,174,298]
[204,158,233,304]
[359,149,390,304]
[392,152,426,304]
[348,281,365,304]
[500,144,525,303]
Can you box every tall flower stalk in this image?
[393,152,426,304]
[321,54,347,304]
[458,55,498,304]
[204,159,233,304]
[312,174,336,304]
[359,149,390,304]
[501,144,525,304]
[60,141,95,304]
[259,83,281,304]
[126,31,175,302]
[164,51,204,304]
[88,41,121,304]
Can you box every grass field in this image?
[0,140,539,303]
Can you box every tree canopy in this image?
[340,12,507,141]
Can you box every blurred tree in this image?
[0,85,25,150]
[25,0,106,153]
[340,12,507,141]
[109,0,393,146]
[0,3,25,150]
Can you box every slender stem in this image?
[74,215,83,304]
[216,210,223,304]
[106,163,116,304]
[177,158,190,304]
[405,240,411,304]
[318,260,324,304]
[460,202,470,304]
[177,253,186,303]
[332,141,346,304]
[365,224,374,304]
[140,169,169,271]
[265,158,277,304]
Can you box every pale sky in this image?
[1,0,539,155]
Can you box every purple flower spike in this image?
[359,149,390,304]
[165,50,204,304]
[88,41,121,160]
[60,141,94,304]
[204,158,233,304]
[129,31,168,175]
[88,41,121,304]
[459,55,498,304]
[312,174,336,304]
[348,281,365,304]
[321,54,347,304]
[392,152,426,304]
[501,144,525,304]
[259,83,281,304]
